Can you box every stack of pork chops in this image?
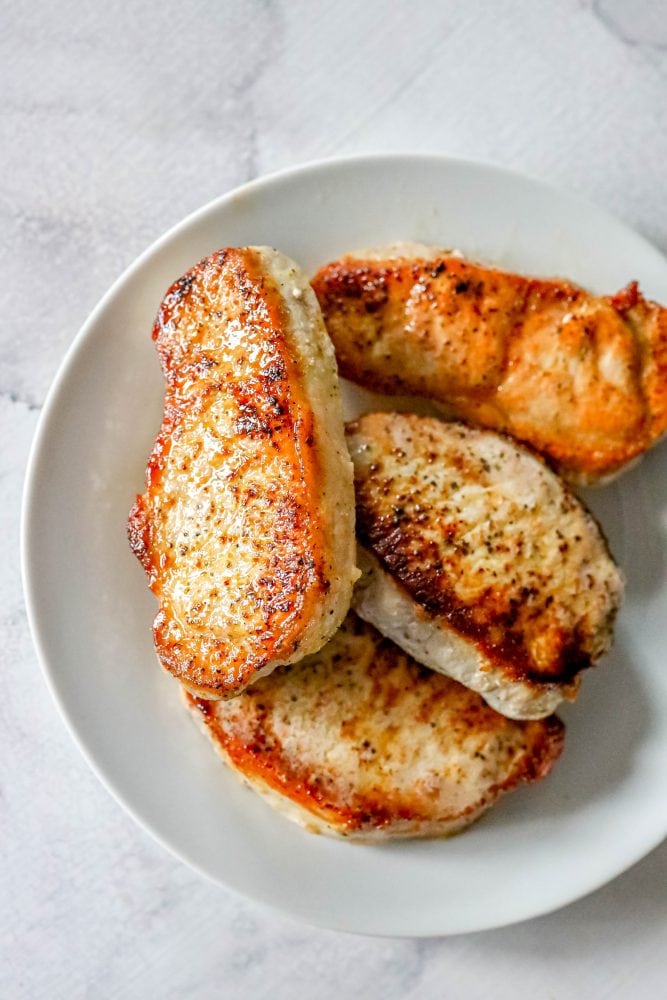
[128,241,667,840]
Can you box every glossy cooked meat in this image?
[183,613,564,839]
[128,247,356,698]
[312,244,667,484]
[348,413,623,719]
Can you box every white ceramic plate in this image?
[22,155,667,937]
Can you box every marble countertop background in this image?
[3,0,667,996]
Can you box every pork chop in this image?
[312,244,667,484]
[347,412,623,719]
[184,612,564,839]
[128,247,356,698]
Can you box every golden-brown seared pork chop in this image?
[128,248,356,699]
[184,613,564,839]
[312,244,667,484]
[347,413,623,720]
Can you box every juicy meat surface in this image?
[312,246,667,483]
[128,247,356,698]
[347,413,624,719]
[184,613,564,840]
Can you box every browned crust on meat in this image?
[128,248,347,697]
[347,413,622,689]
[184,614,564,837]
[312,254,667,482]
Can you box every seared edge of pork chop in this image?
[353,547,576,720]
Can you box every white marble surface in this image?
[3,0,667,996]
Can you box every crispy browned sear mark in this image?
[128,247,356,698]
[347,413,624,719]
[184,612,564,840]
[312,245,667,484]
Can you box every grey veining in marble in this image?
[2,1,667,997]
